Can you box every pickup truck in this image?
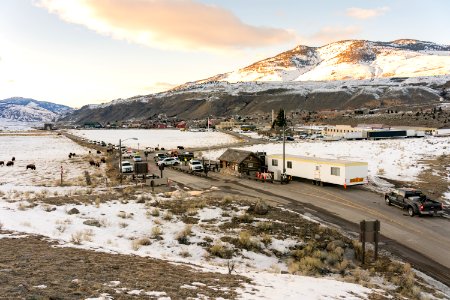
[385,188,443,217]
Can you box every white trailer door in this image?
[314,164,321,180]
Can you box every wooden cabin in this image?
[218,149,263,176]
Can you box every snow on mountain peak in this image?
[0,98,73,123]
[200,39,450,84]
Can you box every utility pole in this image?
[282,109,286,183]
[119,139,122,185]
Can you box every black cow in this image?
[0,161,4,166]
[26,164,36,170]
[89,160,95,166]
[11,157,15,161]
[6,161,14,166]
[96,150,101,154]
[100,157,106,163]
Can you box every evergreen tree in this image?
[272,109,287,128]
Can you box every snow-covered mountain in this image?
[196,39,450,84]
[0,97,72,123]
[65,39,450,124]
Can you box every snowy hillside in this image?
[0,97,72,124]
[203,39,450,83]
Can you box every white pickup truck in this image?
[120,161,134,173]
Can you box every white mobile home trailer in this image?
[266,154,368,186]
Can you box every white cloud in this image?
[346,6,390,20]
[302,26,361,45]
[36,0,295,52]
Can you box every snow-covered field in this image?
[68,129,239,149]
[0,132,373,299]
[0,118,40,131]
[0,133,102,196]
[205,136,450,200]
[0,191,373,299]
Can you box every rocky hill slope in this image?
[0,97,72,123]
[64,39,450,124]
[198,39,450,83]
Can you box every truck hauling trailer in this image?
[266,154,368,186]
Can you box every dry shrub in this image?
[222,195,233,205]
[234,213,254,223]
[42,204,56,212]
[176,225,193,244]
[256,221,273,232]
[336,259,350,275]
[352,268,370,284]
[163,211,173,221]
[186,207,198,216]
[295,256,324,276]
[151,226,163,238]
[71,229,94,245]
[208,241,233,259]
[17,203,29,211]
[324,252,341,266]
[132,237,152,250]
[260,233,272,246]
[179,249,191,258]
[150,208,160,217]
[119,222,129,228]
[238,231,260,251]
[117,211,133,219]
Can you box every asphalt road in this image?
[160,166,450,286]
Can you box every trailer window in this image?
[271,159,278,166]
[287,161,292,169]
[331,167,340,176]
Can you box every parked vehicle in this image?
[157,157,180,167]
[266,154,368,186]
[154,153,167,162]
[178,152,195,162]
[384,188,443,217]
[133,155,142,162]
[120,161,134,173]
[122,153,133,159]
[177,145,185,150]
[189,160,204,172]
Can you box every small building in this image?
[218,149,263,176]
[43,123,54,131]
[216,119,242,130]
[176,121,187,129]
[83,122,103,129]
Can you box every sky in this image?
[0,0,449,108]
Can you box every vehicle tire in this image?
[385,197,391,206]
[408,206,415,217]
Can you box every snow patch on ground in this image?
[238,272,371,300]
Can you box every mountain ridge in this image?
[0,97,73,123]
[64,39,450,123]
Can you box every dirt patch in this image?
[0,233,247,299]
[416,155,450,200]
